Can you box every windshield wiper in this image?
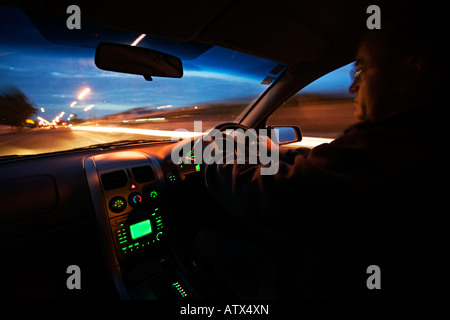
[0,154,25,160]
[70,139,163,151]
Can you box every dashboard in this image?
[85,151,165,260]
[0,139,204,299]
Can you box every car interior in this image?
[0,0,413,300]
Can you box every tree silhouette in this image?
[0,86,37,127]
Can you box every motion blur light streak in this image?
[37,116,50,125]
[71,126,204,139]
[77,87,91,100]
[134,118,165,122]
[130,34,146,46]
[71,126,332,147]
[286,137,333,148]
[157,105,172,109]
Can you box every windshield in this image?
[0,5,284,157]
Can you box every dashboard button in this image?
[109,196,127,213]
[128,191,144,207]
[129,182,138,190]
[167,172,177,184]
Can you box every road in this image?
[0,126,183,155]
[0,98,356,156]
[0,121,214,156]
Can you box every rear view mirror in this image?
[95,42,183,81]
[269,125,302,145]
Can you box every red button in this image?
[130,182,138,190]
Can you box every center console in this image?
[84,150,170,298]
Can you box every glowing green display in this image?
[112,199,124,208]
[130,220,152,240]
[149,190,158,198]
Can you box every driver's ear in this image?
[393,54,428,94]
[403,54,428,86]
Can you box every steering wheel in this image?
[206,122,251,132]
[199,122,262,165]
[166,122,262,299]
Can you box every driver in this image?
[192,9,450,299]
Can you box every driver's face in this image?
[349,35,401,123]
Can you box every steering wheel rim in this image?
[202,122,261,159]
[166,122,260,299]
[207,121,250,132]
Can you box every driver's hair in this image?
[360,5,446,104]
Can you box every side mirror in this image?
[95,42,183,81]
[268,125,302,145]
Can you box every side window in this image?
[267,63,356,140]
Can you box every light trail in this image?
[70,125,204,139]
[71,126,333,147]
[157,105,172,110]
[131,34,146,46]
[37,116,50,125]
[78,87,91,100]
[285,137,333,148]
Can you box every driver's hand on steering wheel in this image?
[202,127,280,166]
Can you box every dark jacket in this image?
[205,106,450,299]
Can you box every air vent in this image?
[101,170,128,190]
[132,165,155,183]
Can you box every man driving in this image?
[193,10,450,299]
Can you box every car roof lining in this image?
[12,0,397,69]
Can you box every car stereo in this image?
[110,206,164,259]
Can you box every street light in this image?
[83,104,94,112]
[78,87,91,100]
